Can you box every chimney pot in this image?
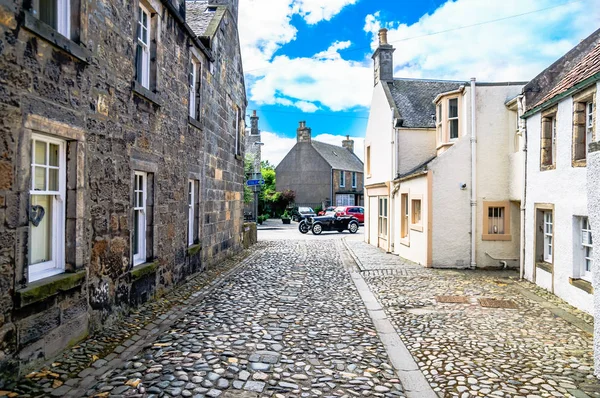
[378,28,388,46]
[253,110,257,116]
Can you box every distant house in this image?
[522,29,600,314]
[365,29,525,268]
[276,122,364,209]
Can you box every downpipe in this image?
[518,94,527,280]
[470,78,477,269]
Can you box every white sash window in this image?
[188,180,195,246]
[133,172,147,265]
[136,4,151,89]
[29,135,66,282]
[32,0,71,37]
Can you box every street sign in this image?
[246,179,265,186]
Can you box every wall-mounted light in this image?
[460,183,467,190]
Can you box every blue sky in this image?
[238,0,598,165]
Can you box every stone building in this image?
[0,0,246,380]
[276,121,364,209]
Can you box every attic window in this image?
[206,6,217,12]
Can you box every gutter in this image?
[522,72,600,118]
[470,78,477,269]
[518,94,527,280]
[159,0,215,62]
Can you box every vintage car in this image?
[298,215,359,235]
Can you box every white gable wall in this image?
[365,83,394,185]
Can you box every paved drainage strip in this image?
[61,249,263,397]
[340,239,437,398]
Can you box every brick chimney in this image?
[250,110,259,135]
[297,121,311,143]
[342,135,354,153]
[371,28,395,86]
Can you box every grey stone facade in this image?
[276,122,364,208]
[0,0,246,381]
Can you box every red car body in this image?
[335,206,364,223]
[318,206,336,216]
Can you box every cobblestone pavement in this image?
[346,240,600,398]
[75,240,404,397]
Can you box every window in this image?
[482,201,511,241]
[587,102,594,154]
[400,194,408,239]
[411,199,422,226]
[136,4,151,89]
[133,172,147,266]
[437,103,443,143]
[189,59,198,118]
[188,180,196,246]
[29,135,66,282]
[336,194,355,206]
[32,0,71,37]
[572,89,596,164]
[513,110,520,153]
[543,211,553,263]
[541,111,556,168]
[366,146,371,176]
[378,197,388,238]
[340,171,345,187]
[448,98,459,140]
[352,172,357,188]
[574,216,593,281]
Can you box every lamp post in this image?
[253,142,264,223]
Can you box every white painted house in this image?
[522,31,600,314]
[364,29,525,268]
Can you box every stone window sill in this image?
[16,270,86,308]
[540,164,556,172]
[536,261,553,274]
[188,117,203,130]
[400,238,410,247]
[187,244,202,257]
[482,234,512,241]
[22,11,91,64]
[130,261,159,282]
[572,159,587,168]
[436,142,455,150]
[569,277,593,294]
[410,224,423,232]
[132,81,163,107]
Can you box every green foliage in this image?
[243,154,255,204]
[282,210,290,219]
[314,205,322,214]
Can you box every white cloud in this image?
[364,0,597,82]
[314,40,352,60]
[260,131,364,167]
[294,0,358,25]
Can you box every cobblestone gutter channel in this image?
[2,245,263,397]
[344,240,600,398]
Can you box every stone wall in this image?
[0,0,246,381]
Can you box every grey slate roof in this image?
[387,79,464,128]
[311,141,364,172]
[186,0,214,36]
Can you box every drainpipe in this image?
[518,94,527,280]
[389,108,396,253]
[470,78,477,269]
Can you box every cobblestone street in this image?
[5,231,600,398]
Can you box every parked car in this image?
[299,214,359,235]
[334,206,364,223]
[318,206,336,216]
[291,206,316,222]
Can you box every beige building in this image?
[365,29,525,268]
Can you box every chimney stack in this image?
[250,110,259,135]
[297,121,311,143]
[371,28,395,86]
[342,135,354,153]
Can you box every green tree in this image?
[243,154,254,204]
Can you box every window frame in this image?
[136,3,151,89]
[543,211,553,263]
[133,171,147,266]
[378,197,388,239]
[32,0,71,38]
[400,193,409,241]
[540,108,557,169]
[579,216,593,281]
[29,134,67,282]
[189,59,198,119]
[188,179,195,246]
[340,171,345,188]
[351,172,357,188]
[448,97,459,141]
[586,101,594,157]
[482,201,511,241]
[366,146,371,177]
[410,196,423,232]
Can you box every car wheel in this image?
[312,223,323,235]
[348,221,359,234]
[298,221,309,234]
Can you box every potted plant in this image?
[281,210,291,224]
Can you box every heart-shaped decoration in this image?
[29,205,46,227]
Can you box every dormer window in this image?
[435,96,461,146]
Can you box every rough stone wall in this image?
[0,0,245,380]
[332,170,364,205]
[588,143,600,376]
